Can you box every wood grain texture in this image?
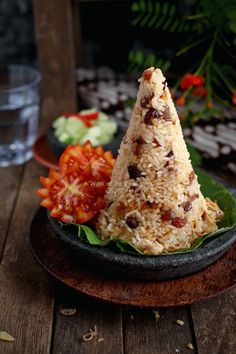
[0,166,23,260]
[123,306,196,354]
[73,1,84,67]
[0,160,54,354]
[33,0,77,129]
[52,284,123,354]
[1,155,235,353]
[191,288,236,354]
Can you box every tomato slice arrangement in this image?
[36,142,115,224]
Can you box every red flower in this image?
[180,74,204,91]
[233,90,236,105]
[176,96,185,106]
[207,101,213,109]
[192,87,208,98]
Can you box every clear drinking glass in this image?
[0,65,41,167]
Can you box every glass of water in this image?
[0,65,41,167]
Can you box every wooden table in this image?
[0,159,235,354]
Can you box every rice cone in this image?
[96,67,223,254]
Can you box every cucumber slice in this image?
[80,126,103,145]
[97,135,113,145]
[53,116,66,130]
[65,117,85,135]
[99,120,117,135]
[58,131,70,143]
[98,112,109,121]
[53,110,117,147]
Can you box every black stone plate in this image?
[48,188,236,281]
[47,125,124,157]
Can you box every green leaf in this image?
[139,0,146,12]
[78,224,102,245]
[184,23,190,32]
[132,13,144,26]
[131,2,139,12]
[155,2,160,15]
[162,2,169,16]
[169,4,176,17]
[186,12,210,20]
[229,22,236,33]
[144,53,156,67]
[128,51,135,61]
[227,10,236,20]
[147,0,153,13]
[177,21,186,33]
[140,13,152,27]
[154,16,166,29]
[170,19,180,32]
[64,137,74,145]
[61,223,143,255]
[59,172,236,256]
[115,240,143,254]
[135,50,144,65]
[147,13,158,28]
[187,143,202,167]
[197,170,236,229]
[131,0,177,31]
[176,37,209,57]
[161,60,171,72]
[163,16,174,31]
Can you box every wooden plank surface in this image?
[0,166,24,260]
[190,167,236,354]
[52,284,123,354]
[0,159,235,353]
[123,306,196,354]
[0,160,54,354]
[191,288,236,354]
[33,0,77,129]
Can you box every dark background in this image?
[0,0,233,80]
[0,0,134,69]
[0,0,180,73]
[0,0,35,65]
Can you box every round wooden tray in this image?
[32,135,59,170]
[30,207,236,307]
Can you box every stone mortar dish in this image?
[47,125,124,157]
[48,187,236,282]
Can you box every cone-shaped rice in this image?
[96,67,223,254]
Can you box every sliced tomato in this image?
[63,112,99,120]
[59,145,90,176]
[60,142,115,181]
[80,112,99,120]
[90,156,113,179]
[78,117,93,127]
[35,142,115,224]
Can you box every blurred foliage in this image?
[128,0,236,124]
[131,0,236,38]
[128,0,236,110]
[126,50,170,75]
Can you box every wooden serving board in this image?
[30,208,236,307]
